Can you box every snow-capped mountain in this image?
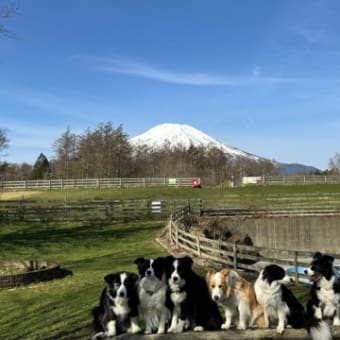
[129,123,260,161]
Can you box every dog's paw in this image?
[333,318,340,326]
[91,332,105,340]
[237,324,247,330]
[128,324,141,334]
[157,327,165,334]
[167,326,176,333]
[221,322,231,330]
[193,326,204,332]
[276,325,285,334]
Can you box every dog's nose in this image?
[146,270,152,276]
[119,292,125,298]
[213,295,219,301]
[304,269,308,275]
[173,276,178,282]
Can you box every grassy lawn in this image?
[0,184,325,339]
[2,183,340,202]
[0,220,167,340]
[0,218,312,340]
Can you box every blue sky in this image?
[1,0,340,170]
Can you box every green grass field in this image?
[0,185,327,339]
[2,183,340,202]
[0,220,168,340]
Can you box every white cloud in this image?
[71,54,297,87]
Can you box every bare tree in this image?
[329,152,340,174]
[0,127,9,161]
[52,127,78,179]
[0,2,17,37]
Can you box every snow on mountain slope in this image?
[129,123,260,161]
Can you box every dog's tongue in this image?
[309,273,321,282]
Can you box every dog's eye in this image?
[211,285,215,288]
[218,285,222,288]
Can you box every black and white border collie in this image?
[165,255,222,333]
[92,272,141,339]
[134,257,171,334]
[254,264,331,340]
[305,252,340,326]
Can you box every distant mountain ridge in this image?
[277,163,321,176]
[129,123,320,175]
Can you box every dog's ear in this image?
[183,256,193,268]
[325,255,334,264]
[153,256,165,268]
[104,273,117,285]
[134,257,145,266]
[206,268,215,281]
[129,273,140,286]
[220,268,230,278]
[226,270,239,297]
[313,252,322,260]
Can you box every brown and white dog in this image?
[206,268,265,330]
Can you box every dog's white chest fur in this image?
[255,278,286,320]
[317,277,340,316]
[139,276,167,308]
[171,291,187,306]
[112,298,130,317]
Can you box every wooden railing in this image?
[169,206,340,280]
[0,177,199,191]
[261,174,340,185]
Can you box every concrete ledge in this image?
[115,327,340,340]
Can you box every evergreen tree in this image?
[31,153,50,180]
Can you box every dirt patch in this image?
[0,191,41,200]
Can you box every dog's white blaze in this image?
[171,260,179,281]
[117,272,128,298]
[148,259,155,276]
[169,259,185,291]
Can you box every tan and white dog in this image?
[206,268,265,330]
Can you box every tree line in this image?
[2,123,339,186]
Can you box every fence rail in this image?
[169,206,340,280]
[0,177,199,191]
[0,199,192,223]
[261,174,340,185]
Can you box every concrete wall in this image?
[224,215,340,253]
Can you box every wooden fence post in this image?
[294,251,299,283]
[233,242,237,270]
[169,214,173,242]
[196,235,201,256]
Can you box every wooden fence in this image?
[261,174,340,185]
[0,199,191,223]
[169,206,340,280]
[0,177,199,191]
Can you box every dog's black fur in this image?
[306,252,340,326]
[255,264,331,340]
[165,255,222,333]
[92,271,140,339]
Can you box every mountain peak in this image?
[129,123,260,160]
